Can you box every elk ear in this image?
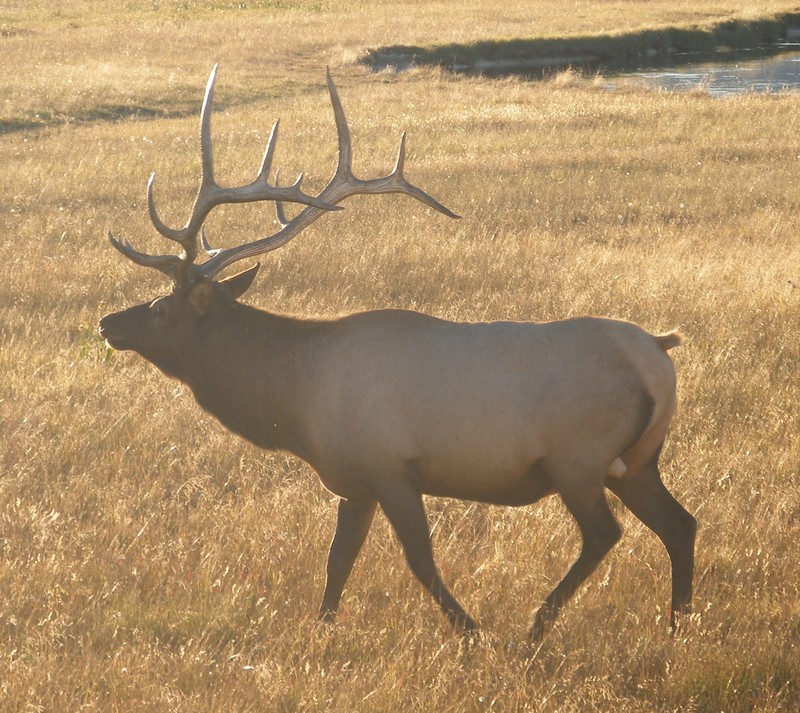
[219,263,260,300]
[188,281,216,317]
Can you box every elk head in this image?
[99,65,458,374]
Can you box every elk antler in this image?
[109,65,338,284]
[197,69,460,280]
[109,65,459,286]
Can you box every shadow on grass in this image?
[363,13,800,78]
[0,105,195,135]
[0,79,317,135]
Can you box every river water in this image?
[607,48,800,96]
[371,42,800,97]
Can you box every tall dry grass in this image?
[2,1,800,711]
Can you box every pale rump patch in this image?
[607,457,627,478]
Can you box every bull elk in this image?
[99,65,696,642]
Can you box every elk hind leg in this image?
[606,453,696,631]
[320,498,377,622]
[529,489,622,643]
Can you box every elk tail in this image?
[655,330,683,352]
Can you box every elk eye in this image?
[150,299,168,320]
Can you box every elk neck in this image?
[180,299,324,459]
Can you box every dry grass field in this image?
[2,1,800,710]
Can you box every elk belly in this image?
[607,457,627,478]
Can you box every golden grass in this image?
[2,0,799,127]
[3,1,800,710]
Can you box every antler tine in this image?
[146,64,221,263]
[324,68,458,218]
[107,231,181,281]
[200,227,222,257]
[147,172,196,257]
[326,67,353,181]
[273,169,290,228]
[384,132,461,219]
[260,120,279,183]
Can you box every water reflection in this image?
[607,49,800,96]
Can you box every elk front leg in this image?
[529,491,622,643]
[319,498,377,622]
[377,477,478,634]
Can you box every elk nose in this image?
[98,314,126,349]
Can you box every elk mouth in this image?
[98,315,130,350]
